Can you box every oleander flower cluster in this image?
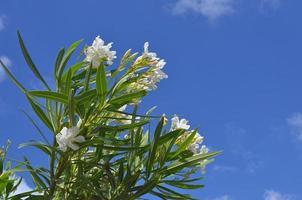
[0,33,219,200]
[171,115,210,171]
[127,42,168,92]
[84,35,116,67]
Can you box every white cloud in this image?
[0,56,12,82]
[213,195,231,200]
[0,15,6,31]
[287,113,302,142]
[213,164,237,172]
[261,0,281,10]
[264,190,295,200]
[171,0,235,21]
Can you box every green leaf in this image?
[117,161,124,184]
[68,89,76,126]
[96,64,107,105]
[171,130,197,159]
[61,61,86,81]
[93,120,149,133]
[19,142,52,156]
[146,117,164,177]
[64,68,73,95]
[54,48,65,77]
[17,31,50,90]
[163,180,204,189]
[84,63,93,91]
[56,39,82,81]
[21,110,50,144]
[156,185,196,200]
[110,90,147,105]
[102,145,143,151]
[75,89,97,105]
[0,59,27,93]
[111,49,138,79]
[26,95,54,131]
[161,152,221,176]
[28,91,68,104]
[0,159,3,175]
[23,157,47,190]
[158,129,184,146]
[129,179,158,200]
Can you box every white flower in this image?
[200,145,209,154]
[129,42,168,92]
[138,68,168,91]
[156,59,166,69]
[171,115,190,131]
[56,126,85,152]
[85,35,116,67]
[143,42,158,60]
[188,132,204,154]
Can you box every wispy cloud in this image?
[287,113,302,142]
[225,123,263,173]
[213,164,237,173]
[260,0,281,10]
[264,190,295,200]
[0,56,12,82]
[0,15,6,31]
[213,195,232,200]
[171,0,235,21]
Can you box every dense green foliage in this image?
[0,32,219,200]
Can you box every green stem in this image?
[49,135,56,198]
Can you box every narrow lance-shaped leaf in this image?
[23,157,47,190]
[17,31,50,90]
[0,59,26,93]
[64,68,73,95]
[96,64,107,105]
[110,90,147,105]
[163,180,204,189]
[129,179,159,200]
[56,39,83,81]
[146,117,165,178]
[68,89,76,126]
[75,89,97,105]
[19,142,53,156]
[28,91,69,104]
[26,95,54,131]
[156,185,196,200]
[161,151,221,176]
[21,110,50,145]
[171,130,197,159]
[117,161,124,184]
[54,48,65,78]
[84,63,93,91]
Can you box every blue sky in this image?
[0,0,302,199]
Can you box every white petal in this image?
[60,127,68,135]
[74,136,85,143]
[68,142,79,151]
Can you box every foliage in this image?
[0,142,24,199]
[0,32,220,200]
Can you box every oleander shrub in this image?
[0,32,219,200]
